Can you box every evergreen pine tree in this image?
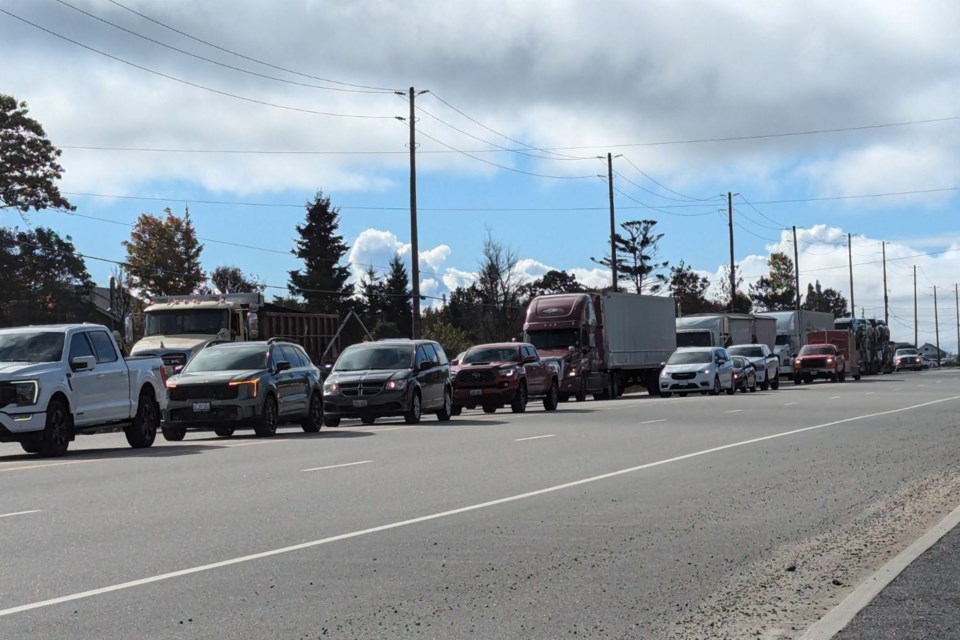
[382,254,413,338]
[288,191,353,316]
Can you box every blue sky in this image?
[3,0,960,352]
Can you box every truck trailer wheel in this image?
[39,398,71,457]
[125,392,159,449]
[575,380,587,403]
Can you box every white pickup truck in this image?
[0,324,167,457]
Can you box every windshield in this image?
[799,345,836,356]
[183,347,267,373]
[676,331,713,348]
[728,346,765,358]
[896,349,919,356]
[145,310,229,337]
[463,347,519,364]
[0,332,65,363]
[335,346,413,371]
[775,335,791,345]
[732,356,749,368]
[667,350,713,365]
[524,329,579,350]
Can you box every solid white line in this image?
[800,503,960,640]
[515,434,556,442]
[724,409,743,414]
[639,419,667,424]
[0,510,41,520]
[865,392,875,395]
[301,460,373,473]
[369,425,417,432]
[0,459,106,473]
[223,439,290,448]
[784,402,798,406]
[2,394,958,619]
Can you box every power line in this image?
[0,9,393,120]
[735,194,789,229]
[611,186,719,218]
[620,155,717,202]
[104,0,395,92]
[50,0,392,94]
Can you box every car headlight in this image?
[323,382,339,396]
[386,379,407,390]
[700,367,712,375]
[228,379,259,399]
[498,368,515,377]
[566,366,577,377]
[12,380,40,406]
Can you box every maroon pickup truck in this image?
[451,342,560,414]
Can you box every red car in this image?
[793,343,845,383]
[451,342,560,414]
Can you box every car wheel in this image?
[725,379,736,395]
[709,377,721,396]
[759,380,769,391]
[511,382,528,414]
[482,404,497,414]
[451,405,463,416]
[361,416,376,425]
[839,371,846,382]
[543,380,559,411]
[678,392,688,397]
[661,392,672,398]
[575,380,587,403]
[750,378,757,392]
[301,392,323,433]
[404,391,422,424]
[125,392,159,449]
[830,372,838,383]
[770,376,780,390]
[214,426,235,437]
[161,425,186,441]
[323,415,341,428]
[254,395,278,437]
[20,438,41,454]
[39,398,72,457]
[437,388,453,422]
[558,393,570,403]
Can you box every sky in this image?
[3,0,960,353]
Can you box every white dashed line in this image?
[0,510,41,520]
[829,396,840,400]
[784,402,798,406]
[865,392,875,395]
[515,434,556,442]
[223,439,290,448]
[302,460,373,473]
[369,425,417,433]
[725,409,743,413]
[640,419,667,424]
[0,459,106,473]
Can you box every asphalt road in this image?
[2,370,959,639]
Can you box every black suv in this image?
[322,339,453,426]
[162,340,324,439]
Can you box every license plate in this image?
[192,401,211,412]
[353,399,368,408]
[470,389,483,396]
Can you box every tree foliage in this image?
[521,269,586,298]
[802,280,849,318]
[0,227,93,325]
[123,207,205,298]
[211,265,263,294]
[668,260,722,315]
[423,314,472,359]
[591,219,668,294]
[748,252,797,311]
[718,265,752,313]
[474,233,526,342]
[0,94,74,213]
[288,191,353,316]
[381,254,412,338]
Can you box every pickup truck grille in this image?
[169,385,238,401]
[0,383,16,407]
[799,358,828,369]
[340,382,384,397]
[455,369,498,386]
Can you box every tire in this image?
[793,376,801,385]
[125,392,159,449]
[839,371,846,383]
[575,380,587,403]
[323,415,341,427]
[725,380,736,395]
[436,388,453,421]
[511,382,528,414]
[361,416,376,425]
[770,376,780,390]
[709,377,721,396]
[749,378,757,393]
[301,393,323,433]
[214,426,235,437]
[404,391,422,424]
[830,372,838,383]
[558,393,570,403]
[482,405,497,414]
[543,380,559,411]
[853,374,861,381]
[661,392,672,398]
[161,425,186,441]
[451,405,462,416]
[20,439,41,454]
[254,395,278,437]
[38,398,72,457]
[759,380,769,391]
[678,392,688,397]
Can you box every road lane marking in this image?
[302,460,373,473]
[829,396,840,400]
[0,510,41,519]
[4,394,958,619]
[369,425,417,433]
[784,402,798,406]
[223,439,290,448]
[639,419,666,424]
[515,434,555,442]
[865,392,875,395]
[0,459,106,473]
[724,409,743,413]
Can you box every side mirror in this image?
[275,360,291,373]
[450,359,460,366]
[419,360,433,371]
[71,355,96,372]
[522,354,537,364]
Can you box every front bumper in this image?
[0,410,46,439]
[164,399,262,427]
[452,385,518,408]
[324,389,410,419]
[659,372,712,392]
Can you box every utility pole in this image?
[792,225,801,310]
[881,241,889,325]
[847,233,855,319]
[728,192,736,311]
[955,283,959,362]
[607,152,617,292]
[913,265,918,347]
[398,86,428,339]
[934,286,941,367]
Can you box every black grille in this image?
[0,383,17,407]
[455,369,497,386]
[800,358,827,369]
[169,385,238,401]
[671,372,697,380]
[340,382,384,397]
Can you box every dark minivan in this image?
[322,339,453,426]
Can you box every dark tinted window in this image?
[335,345,414,371]
[295,346,314,367]
[280,345,304,368]
[415,346,430,368]
[433,343,448,365]
[423,344,440,365]
[69,333,95,360]
[0,332,65,363]
[88,331,119,363]
[185,347,268,373]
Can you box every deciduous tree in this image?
[123,207,205,298]
[748,252,797,311]
[522,269,586,298]
[802,280,849,318]
[211,265,262,294]
[668,260,721,315]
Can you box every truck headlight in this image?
[14,380,40,406]
[566,366,577,377]
[323,382,339,396]
[498,368,515,377]
[385,379,407,390]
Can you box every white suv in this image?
[659,347,735,397]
